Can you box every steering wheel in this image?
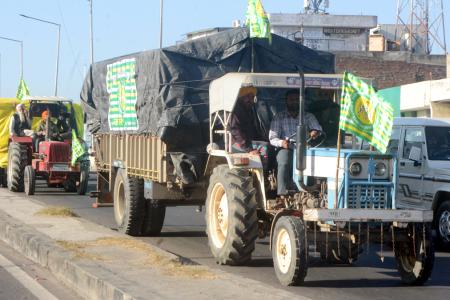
[288,131,327,148]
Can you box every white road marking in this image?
[0,253,59,300]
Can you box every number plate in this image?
[52,164,70,172]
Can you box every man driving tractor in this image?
[269,89,322,196]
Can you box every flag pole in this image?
[251,38,255,73]
[335,128,341,209]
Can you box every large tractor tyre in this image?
[395,224,434,285]
[142,201,166,236]
[24,166,36,196]
[77,168,89,195]
[113,169,146,236]
[272,216,308,286]
[7,142,28,192]
[205,165,258,266]
[435,201,450,251]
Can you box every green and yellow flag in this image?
[16,78,30,100]
[339,72,393,153]
[245,0,272,43]
[71,130,86,166]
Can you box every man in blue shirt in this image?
[269,89,322,196]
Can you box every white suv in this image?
[388,117,450,250]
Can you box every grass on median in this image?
[57,240,104,261]
[57,237,218,280]
[34,206,78,218]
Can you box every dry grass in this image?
[35,206,78,218]
[57,240,104,261]
[57,237,218,280]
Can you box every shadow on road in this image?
[159,231,207,238]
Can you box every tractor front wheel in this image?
[272,216,308,286]
[7,142,28,192]
[205,165,258,265]
[395,223,434,285]
[24,166,36,196]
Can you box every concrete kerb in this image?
[0,190,308,300]
[0,210,134,300]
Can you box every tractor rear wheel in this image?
[24,166,36,196]
[395,223,434,285]
[113,169,146,236]
[7,142,28,192]
[272,216,308,286]
[205,165,258,265]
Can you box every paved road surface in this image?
[21,178,450,300]
[0,240,80,300]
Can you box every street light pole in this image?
[0,36,23,79]
[20,14,60,96]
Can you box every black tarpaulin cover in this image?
[80,28,334,183]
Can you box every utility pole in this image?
[159,0,164,49]
[89,0,94,65]
[20,14,61,96]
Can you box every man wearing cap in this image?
[229,86,268,164]
[269,89,322,196]
[34,110,61,150]
[9,103,31,137]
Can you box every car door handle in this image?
[400,162,405,166]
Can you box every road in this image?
[24,178,450,300]
[0,239,80,300]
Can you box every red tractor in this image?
[7,97,89,196]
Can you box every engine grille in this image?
[347,185,390,209]
[48,142,70,163]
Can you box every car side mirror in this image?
[409,146,422,166]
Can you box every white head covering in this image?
[16,103,25,110]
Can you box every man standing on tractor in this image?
[9,103,31,137]
[269,89,322,196]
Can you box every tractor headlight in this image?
[375,162,387,176]
[349,162,362,176]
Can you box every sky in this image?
[0,0,448,100]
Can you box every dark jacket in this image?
[10,113,31,136]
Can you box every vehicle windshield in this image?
[425,126,450,160]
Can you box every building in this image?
[268,13,377,52]
[182,12,447,90]
[379,55,450,118]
